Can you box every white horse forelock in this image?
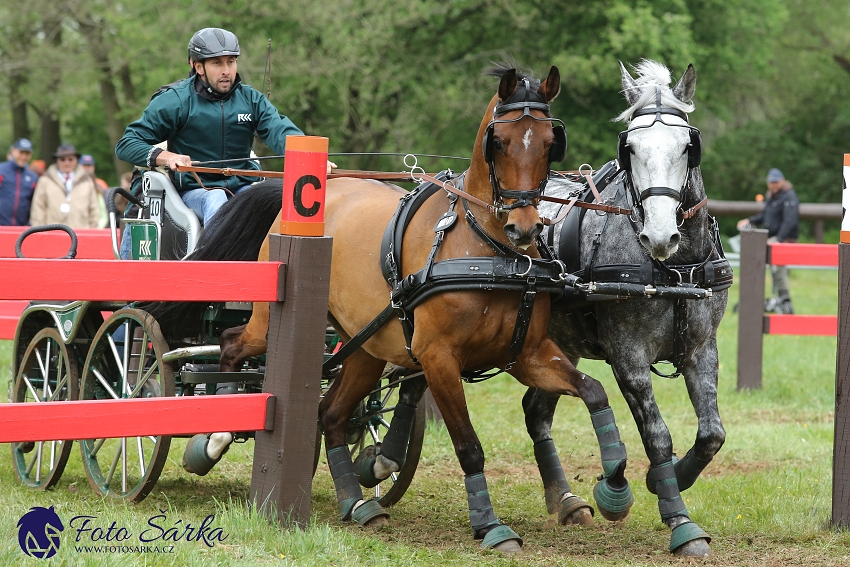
[614,59,695,123]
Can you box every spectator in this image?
[80,154,109,228]
[29,159,46,177]
[80,154,109,192]
[0,138,38,226]
[30,143,102,228]
[737,167,800,313]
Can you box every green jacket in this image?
[115,73,303,194]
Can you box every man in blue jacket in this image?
[737,167,800,313]
[116,27,332,228]
[0,138,38,226]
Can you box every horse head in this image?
[617,60,699,261]
[472,65,564,250]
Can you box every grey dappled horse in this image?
[532,60,728,557]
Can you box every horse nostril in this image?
[669,232,681,248]
[531,222,544,240]
[639,233,651,250]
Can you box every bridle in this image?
[482,79,567,214]
[618,87,707,224]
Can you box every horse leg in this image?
[417,352,522,553]
[512,338,633,522]
[609,360,711,556]
[320,349,391,527]
[522,387,594,525]
[353,371,427,488]
[182,303,271,476]
[674,338,725,492]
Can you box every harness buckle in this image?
[517,255,533,277]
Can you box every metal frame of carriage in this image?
[7,170,425,505]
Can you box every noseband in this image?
[483,80,567,213]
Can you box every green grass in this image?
[1,268,848,566]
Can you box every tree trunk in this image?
[9,69,31,142]
[77,14,132,177]
[39,112,61,163]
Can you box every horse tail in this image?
[142,179,283,344]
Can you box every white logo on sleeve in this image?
[238,113,253,123]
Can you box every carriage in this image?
[7,170,425,504]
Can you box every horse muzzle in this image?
[504,220,544,250]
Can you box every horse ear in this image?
[619,61,640,106]
[498,68,518,101]
[672,64,696,104]
[539,65,561,102]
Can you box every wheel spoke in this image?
[107,334,127,383]
[105,441,123,489]
[128,362,159,399]
[92,367,120,400]
[49,440,56,470]
[35,441,44,482]
[122,438,128,493]
[122,321,132,397]
[136,437,146,476]
[378,417,391,430]
[23,374,39,402]
[89,438,106,457]
[367,423,381,444]
[48,372,68,402]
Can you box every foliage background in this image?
[1,0,849,237]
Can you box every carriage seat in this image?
[142,171,202,260]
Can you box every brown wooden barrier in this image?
[0,235,332,526]
[832,154,850,527]
[736,230,838,390]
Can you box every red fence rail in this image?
[0,227,115,339]
[0,234,333,525]
[736,230,837,390]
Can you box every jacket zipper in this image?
[11,170,21,225]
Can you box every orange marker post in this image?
[280,136,329,237]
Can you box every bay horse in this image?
[162,64,636,552]
[535,60,730,556]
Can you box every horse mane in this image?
[484,61,549,108]
[614,59,695,123]
[140,179,284,344]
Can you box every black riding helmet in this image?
[188,28,240,62]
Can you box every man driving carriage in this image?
[115,27,334,255]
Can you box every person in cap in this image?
[115,27,334,234]
[80,154,110,228]
[737,167,800,313]
[0,138,39,226]
[30,143,102,228]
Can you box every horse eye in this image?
[493,139,504,152]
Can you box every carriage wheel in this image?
[10,328,79,490]
[345,379,427,508]
[79,308,174,503]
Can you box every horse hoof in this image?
[670,521,712,555]
[182,433,231,476]
[593,478,633,522]
[558,494,595,526]
[673,538,712,557]
[353,445,381,488]
[363,515,389,529]
[351,499,390,528]
[492,539,522,553]
[481,524,523,551]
